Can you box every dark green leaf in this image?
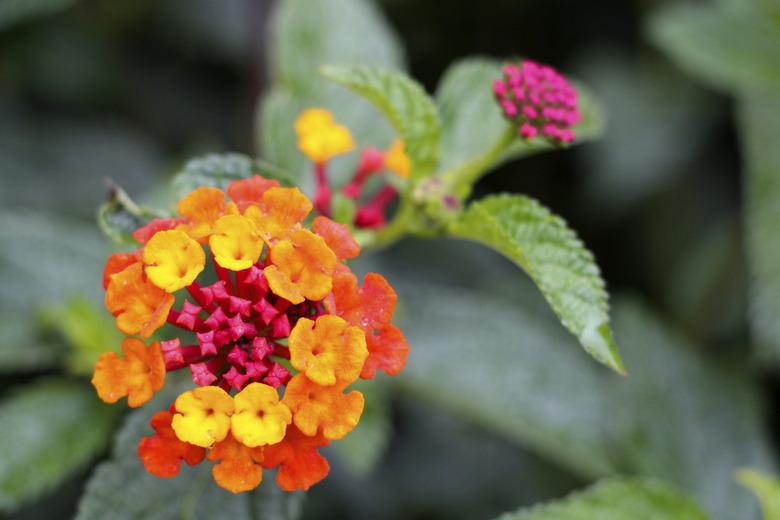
[0,312,61,372]
[648,0,780,94]
[739,92,780,363]
[171,153,295,201]
[258,0,404,188]
[448,194,623,373]
[0,211,104,310]
[76,379,304,520]
[321,64,441,180]
[0,0,77,31]
[495,477,708,520]
[737,469,780,520]
[0,379,116,512]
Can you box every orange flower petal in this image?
[282,374,364,440]
[177,187,227,240]
[265,229,337,304]
[132,217,189,245]
[207,433,264,493]
[384,139,411,178]
[244,187,312,244]
[227,175,280,212]
[361,323,409,379]
[331,270,397,330]
[312,216,360,261]
[262,425,329,491]
[102,251,141,290]
[138,410,205,478]
[289,316,367,386]
[105,262,174,338]
[91,338,166,407]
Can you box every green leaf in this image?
[0,312,61,372]
[258,0,404,188]
[97,183,161,245]
[321,64,442,180]
[648,0,780,94]
[435,57,604,198]
[360,238,774,518]
[40,297,122,376]
[738,469,780,520]
[0,0,77,31]
[76,379,305,520]
[448,194,623,373]
[171,153,295,201]
[328,379,390,476]
[495,477,709,520]
[0,379,116,512]
[0,211,105,310]
[739,92,780,363]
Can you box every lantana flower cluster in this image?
[492,59,581,144]
[93,175,409,493]
[294,108,410,229]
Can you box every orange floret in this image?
[282,374,364,440]
[231,383,292,447]
[262,425,330,492]
[244,187,312,244]
[143,230,205,292]
[207,433,265,493]
[132,217,189,245]
[227,175,280,212]
[177,187,227,240]
[264,229,337,304]
[91,338,165,407]
[288,315,367,386]
[105,262,174,338]
[102,251,141,289]
[138,410,205,478]
[312,216,360,261]
[329,270,409,378]
[172,386,235,448]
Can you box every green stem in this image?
[442,126,516,199]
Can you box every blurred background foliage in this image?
[0,0,778,519]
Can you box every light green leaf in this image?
[328,379,390,477]
[258,0,404,188]
[495,477,709,520]
[435,57,604,197]
[40,297,122,376]
[0,0,77,31]
[648,0,780,94]
[448,194,623,373]
[0,312,61,372]
[0,211,104,310]
[322,64,441,180]
[739,92,780,363]
[76,379,305,520]
[0,379,115,512]
[97,184,161,245]
[171,153,295,201]
[738,469,780,520]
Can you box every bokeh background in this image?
[0,0,776,519]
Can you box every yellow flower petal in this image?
[143,230,205,292]
[172,386,234,448]
[209,214,263,271]
[231,383,291,447]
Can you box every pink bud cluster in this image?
[493,60,581,144]
[159,262,328,392]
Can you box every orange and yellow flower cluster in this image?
[93,175,408,493]
[294,108,410,228]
